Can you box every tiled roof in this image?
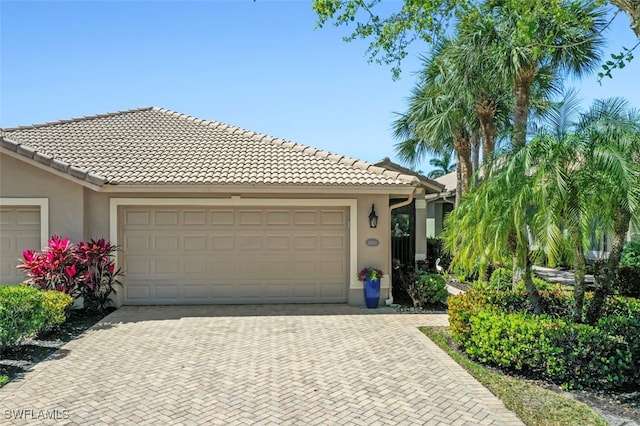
[374,157,445,193]
[435,172,457,192]
[0,107,418,187]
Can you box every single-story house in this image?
[373,158,444,267]
[0,107,420,307]
[425,172,455,239]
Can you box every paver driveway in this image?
[0,305,523,425]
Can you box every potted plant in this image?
[358,267,384,308]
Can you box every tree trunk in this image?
[475,93,497,173]
[507,232,520,289]
[513,66,536,148]
[570,229,587,323]
[523,251,542,315]
[453,127,472,195]
[471,132,480,176]
[609,0,640,39]
[586,209,632,324]
[455,155,462,207]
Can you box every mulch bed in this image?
[0,309,110,382]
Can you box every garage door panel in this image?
[154,258,180,274]
[153,235,178,251]
[0,206,41,283]
[125,285,151,301]
[293,261,317,275]
[211,210,234,225]
[182,210,206,224]
[183,235,207,250]
[211,283,236,298]
[154,210,178,225]
[293,235,317,250]
[122,206,348,304]
[209,259,237,275]
[155,284,179,299]
[265,283,290,298]
[320,259,346,275]
[211,235,235,250]
[294,211,317,225]
[16,209,40,225]
[321,282,345,298]
[321,210,346,225]
[184,257,208,273]
[124,233,150,250]
[238,211,262,225]
[266,211,290,225]
[321,235,346,250]
[265,235,290,250]
[182,284,208,299]
[124,210,150,226]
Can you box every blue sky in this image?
[2,1,639,171]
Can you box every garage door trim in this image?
[109,198,358,303]
[0,197,49,249]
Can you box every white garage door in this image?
[0,206,41,283]
[121,206,349,304]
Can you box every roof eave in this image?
[0,137,107,189]
[96,183,417,195]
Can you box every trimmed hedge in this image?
[448,290,640,390]
[0,286,72,352]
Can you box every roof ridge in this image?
[151,107,419,185]
[1,107,154,132]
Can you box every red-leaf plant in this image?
[18,236,121,311]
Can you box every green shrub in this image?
[621,241,640,268]
[40,290,73,330]
[516,277,553,291]
[406,271,448,306]
[448,289,574,342]
[466,307,562,373]
[616,265,640,298]
[489,267,512,290]
[417,272,448,304]
[0,286,71,352]
[449,290,640,391]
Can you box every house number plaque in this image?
[365,238,379,247]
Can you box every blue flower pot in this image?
[363,277,381,308]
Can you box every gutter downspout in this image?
[386,186,418,305]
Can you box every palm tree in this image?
[512,95,639,321]
[579,98,640,323]
[427,151,456,179]
[472,2,607,148]
[442,145,544,313]
[393,38,476,200]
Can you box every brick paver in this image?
[0,305,523,425]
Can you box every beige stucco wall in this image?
[89,191,393,306]
[0,153,84,242]
[1,155,399,307]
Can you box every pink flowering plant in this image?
[358,267,384,281]
[17,236,121,312]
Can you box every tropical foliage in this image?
[427,151,456,179]
[18,236,121,311]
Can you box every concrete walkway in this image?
[0,305,523,425]
[533,266,594,286]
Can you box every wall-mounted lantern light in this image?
[368,204,378,228]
